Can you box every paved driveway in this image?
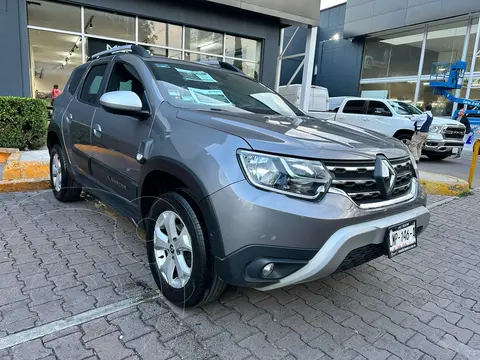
[1,190,480,360]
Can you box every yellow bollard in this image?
[468,139,480,188]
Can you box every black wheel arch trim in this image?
[138,156,226,258]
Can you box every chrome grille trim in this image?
[325,157,415,208]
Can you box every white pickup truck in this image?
[310,97,465,161]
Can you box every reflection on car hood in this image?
[433,117,465,126]
[176,109,410,161]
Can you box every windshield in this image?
[388,101,422,115]
[147,61,303,116]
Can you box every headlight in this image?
[409,153,419,178]
[237,150,332,200]
[429,126,443,134]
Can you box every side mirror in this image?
[100,91,144,114]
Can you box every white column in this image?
[274,28,285,92]
[299,26,318,112]
[81,6,86,63]
[452,17,473,115]
[414,25,428,105]
[467,16,480,99]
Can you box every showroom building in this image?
[281,0,480,116]
[1,0,320,99]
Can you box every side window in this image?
[106,63,147,109]
[68,67,86,95]
[79,64,108,105]
[367,101,392,116]
[343,100,366,114]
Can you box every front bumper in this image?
[424,133,464,153]
[257,205,429,290]
[209,179,428,288]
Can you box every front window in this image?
[388,101,422,115]
[147,61,302,116]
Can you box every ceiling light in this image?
[89,22,93,29]
[331,33,340,41]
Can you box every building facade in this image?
[282,0,480,116]
[0,0,320,99]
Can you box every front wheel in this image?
[50,144,82,202]
[395,133,413,146]
[146,192,226,308]
[426,154,450,161]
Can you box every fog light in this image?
[262,263,275,277]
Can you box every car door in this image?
[365,100,394,135]
[336,100,367,127]
[64,62,109,177]
[89,60,152,201]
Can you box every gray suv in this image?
[48,45,430,308]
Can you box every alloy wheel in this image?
[51,153,62,192]
[153,210,193,288]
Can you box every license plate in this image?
[452,147,459,154]
[387,221,417,258]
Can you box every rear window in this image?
[343,100,366,114]
[146,61,303,116]
[68,67,86,95]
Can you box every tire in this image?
[427,154,450,161]
[395,133,413,146]
[146,192,226,308]
[50,144,82,202]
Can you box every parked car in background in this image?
[310,97,465,161]
[47,45,430,308]
[278,84,329,112]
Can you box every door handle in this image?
[362,117,370,121]
[93,123,102,138]
[65,113,73,124]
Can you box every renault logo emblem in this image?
[374,156,397,199]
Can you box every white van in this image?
[278,84,329,112]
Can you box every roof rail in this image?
[197,60,245,75]
[88,44,151,61]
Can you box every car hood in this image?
[176,109,410,161]
[433,117,465,126]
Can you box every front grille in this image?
[444,126,465,140]
[324,157,414,206]
[335,243,387,273]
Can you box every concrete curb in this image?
[3,151,49,181]
[0,150,50,193]
[0,179,50,193]
[419,171,470,196]
[0,148,20,163]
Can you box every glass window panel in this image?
[143,46,182,59]
[84,38,134,60]
[138,19,182,49]
[225,35,261,62]
[80,64,108,105]
[343,100,366,114]
[84,8,135,41]
[361,27,425,79]
[424,19,469,75]
[184,52,222,62]
[29,29,82,99]
[27,0,81,32]
[466,18,480,73]
[417,82,452,116]
[224,59,260,80]
[367,100,391,116]
[359,82,417,103]
[185,28,223,55]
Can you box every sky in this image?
[321,0,347,10]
